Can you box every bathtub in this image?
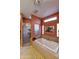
[33,38,59,59]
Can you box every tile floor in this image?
[20,43,45,59]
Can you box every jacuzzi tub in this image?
[33,38,59,59]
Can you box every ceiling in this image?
[20,0,59,18]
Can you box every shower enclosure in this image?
[22,23,31,46]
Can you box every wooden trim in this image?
[31,15,42,20]
[30,16,33,46]
[20,15,23,48]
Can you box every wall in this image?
[23,17,31,23]
[31,15,42,38]
[21,15,42,45]
[41,12,59,42]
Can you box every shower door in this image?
[22,23,30,45]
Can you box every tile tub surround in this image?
[33,38,59,59]
[42,35,59,42]
[34,38,59,54]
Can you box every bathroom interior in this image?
[20,0,59,59]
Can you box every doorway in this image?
[22,23,31,46]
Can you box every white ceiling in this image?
[20,0,59,18]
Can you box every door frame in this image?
[20,15,23,48]
[20,15,33,48]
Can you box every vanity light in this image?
[44,17,57,22]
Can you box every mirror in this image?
[34,24,39,33]
[45,26,55,32]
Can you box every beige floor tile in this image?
[20,46,45,59]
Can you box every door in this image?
[22,23,30,46]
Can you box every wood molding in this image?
[20,15,23,48]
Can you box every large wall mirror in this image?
[45,26,55,32]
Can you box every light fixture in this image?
[29,16,31,19]
[33,0,41,14]
[34,0,40,5]
[44,17,57,22]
